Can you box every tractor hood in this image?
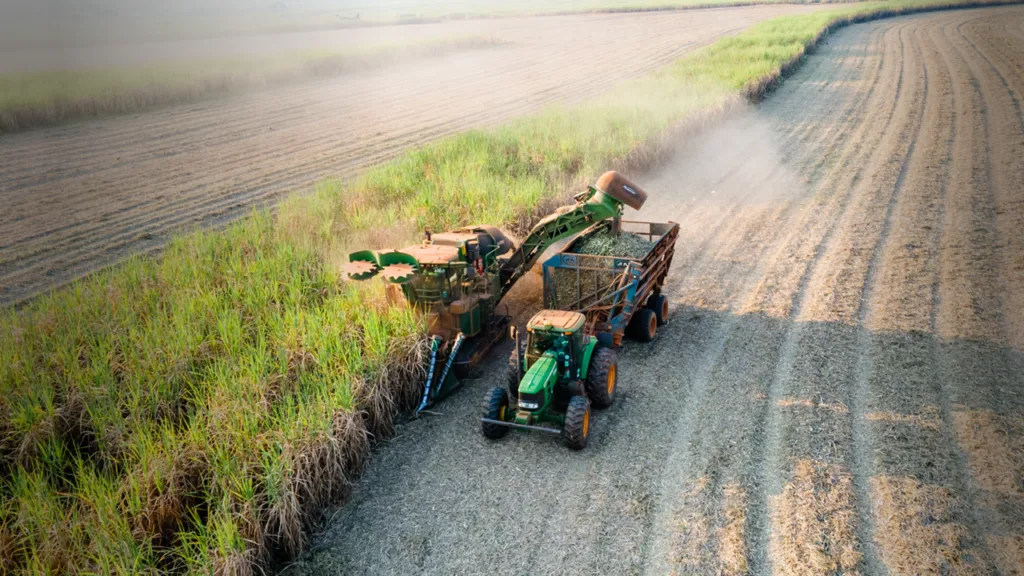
[518,350,559,399]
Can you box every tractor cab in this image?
[524,310,587,375]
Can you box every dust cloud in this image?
[636,104,807,221]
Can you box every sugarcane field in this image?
[1,0,1023,574]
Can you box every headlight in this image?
[519,391,543,410]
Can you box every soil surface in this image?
[0,5,822,307]
[289,7,1024,575]
[0,6,804,73]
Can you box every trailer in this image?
[540,219,679,347]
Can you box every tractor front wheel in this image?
[585,347,617,409]
[628,307,658,342]
[563,396,592,450]
[481,387,511,440]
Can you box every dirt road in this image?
[289,7,1024,575]
[0,5,823,307]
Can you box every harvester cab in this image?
[341,171,645,414]
[482,310,618,450]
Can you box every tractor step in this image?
[479,418,562,435]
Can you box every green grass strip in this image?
[1,0,1018,572]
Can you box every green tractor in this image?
[480,310,617,450]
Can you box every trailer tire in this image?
[585,347,617,409]
[648,294,669,326]
[481,387,511,440]
[507,340,527,398]
[563,396,591,450]
[628,308,658,342]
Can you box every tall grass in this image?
[0,36,502,133]
[1,0,1018,573]
[0,214,424,572]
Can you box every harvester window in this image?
[448,273,461,299]
[409,272,448,302]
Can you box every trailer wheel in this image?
[628,308,658,342]
[585,347,617,409]
[481,387,511,440]
[563,396,591,450]
[507,340,527,398]
[648,294,669,326]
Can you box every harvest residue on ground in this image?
[0,36,506,132]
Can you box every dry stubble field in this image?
[289,7,1024,575]
[0,4,823,306]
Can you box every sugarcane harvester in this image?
[342,171,648,413]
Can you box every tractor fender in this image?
[578,336,599,380]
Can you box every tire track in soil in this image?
[929,13,1024,575]
[635,125,812,576]
[0,4,825,306]
[852,13,1002,574]
[941,11,1024,573]
[845,21,949,574]
[283,7,1024,576]
[751,19,917,576]
[669,18,893,575]
[646,21,902,576]
[956,15,1024,355]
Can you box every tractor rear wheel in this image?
[585,347,617,409]
[648,294,669,326]
[563,396,592,450]
[628,307,658,342]
[507,340,527,398]
[481,387,511,440]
